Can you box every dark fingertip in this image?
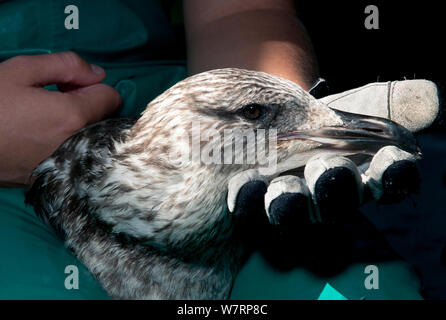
[232,180,268,249]
[314,166,360,223]
[233,180,267,217]
[268,192,311,234]
[380,160,420,203]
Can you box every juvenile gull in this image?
[26,68,419,299]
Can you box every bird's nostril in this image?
[363,127,384,133]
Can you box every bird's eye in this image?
[242,104,264,120]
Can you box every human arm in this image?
[184,0,318,90]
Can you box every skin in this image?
[184,0,318,90]
[0,52,121,187]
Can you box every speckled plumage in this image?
[25,68,414,299]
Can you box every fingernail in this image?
[91,64,105,75]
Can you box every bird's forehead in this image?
[183,68,292,90]
[161,68,309,111]
[184,68,302,93]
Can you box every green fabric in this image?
[0,188,109,299]
[232,253,422,300]
[101,61,187,118]
[0,0,145,52]
[0,0,423,300]
[0,0,175,57]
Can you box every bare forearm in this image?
[184,0,318,90]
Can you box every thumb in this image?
[64,83,122,125]
[8,52,105,87]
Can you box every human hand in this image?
[227,79,438,233]
[228,146,420,234]
[0,52,121,187]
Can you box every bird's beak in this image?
[277,109,422,158]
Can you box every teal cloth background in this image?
[0,0,423,299]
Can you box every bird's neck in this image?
[90,134,240,260]
[66,193,241,299]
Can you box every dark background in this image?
[296,0,445,133]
